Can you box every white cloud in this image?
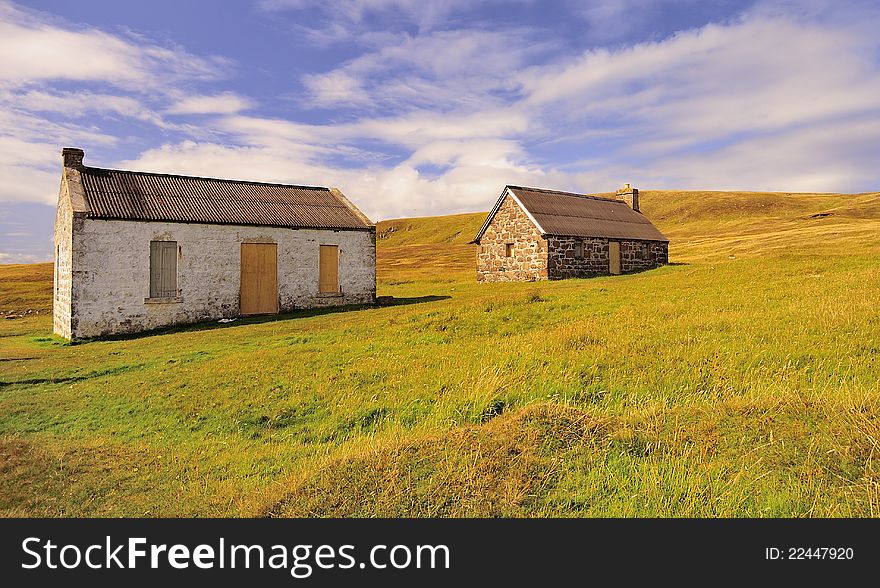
[404,139,524,168]
[0,250,47,264]
[2,0,880,238]
[118,3,880,220]
[630,115,880,193]
[119,139,546,220]
[167,92,254,115]
[301,71,371,107]
[300,29,546,110]
[7,89,177,129]
[0,109,117,204]
[0,1,231,204]
[521,16,880,142]
[0,2,224,88]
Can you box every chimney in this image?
[617,183,639,212]
[61,147,84,168]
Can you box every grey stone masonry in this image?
[618,239,668,273]
[547,236,610,278]
[548,236,668,279]
[475,185,668,283]
[476,194,548,282]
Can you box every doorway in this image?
[609,241,621,275]
[240,243,278,314]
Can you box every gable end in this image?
[473,186,545,243]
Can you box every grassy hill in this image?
[375,212,485,282]
[2,189,880,517]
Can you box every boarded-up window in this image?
[150,241,178,298]
[319,244,339,293]
[574,241,584,259]
[505,243,513,257]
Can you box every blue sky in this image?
[1,0,879,262]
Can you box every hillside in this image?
[2,189,880,517]
[373,189,880,283]
[375,212,485,282]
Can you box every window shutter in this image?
[150,241,178,298]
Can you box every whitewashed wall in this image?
[52,182,74,339]
[65,218,376,338]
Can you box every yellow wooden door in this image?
[240,243,278,314]
[319,245,339,293]
[609,241,621,275]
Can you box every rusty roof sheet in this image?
[74,167,372,230]
[475,185,667,242]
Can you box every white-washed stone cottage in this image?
[474,184,668,282]
[53,148,375,339]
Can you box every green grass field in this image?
[2,189,880,517]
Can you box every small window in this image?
[505,243,513,257]
[574,241,584,259]
[150,241,178,298]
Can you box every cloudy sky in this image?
[1,0,878,262]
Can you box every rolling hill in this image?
[1,189,879,517]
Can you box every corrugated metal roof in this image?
[74,167,372,230]
[474,185,667,242]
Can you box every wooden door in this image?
[319,245,339,293]
[609,241,621,275]
[240,243,278,314]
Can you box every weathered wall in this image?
[67,219,376,338]
[547,236,610,278]
[619,240,668,273]
[548,236,668,279]
[52,181,74,339]
[476,194,548,282]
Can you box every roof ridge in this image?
[81,165,332,191]
[537,211,650,224]
[83,189,351,206]
[506,185,621,203]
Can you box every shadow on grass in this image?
[70,295,451,344]
[624,262,690,274]
[605,262,689,278]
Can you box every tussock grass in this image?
[1,189,879,517]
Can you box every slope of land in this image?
[1,190,879,517]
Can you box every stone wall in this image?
[548,236,668,279]
[619,240,668,273]
[547,236,610,278]
[52,181,73,339]
[476,194,548,282]
[65,218,376,338]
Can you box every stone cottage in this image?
[53,148,375,339]
[473,184,668,282]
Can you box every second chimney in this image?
[61,147,84,168]
[617,183,639,212]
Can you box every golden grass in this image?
[1,189,879,517]
[0,263,53,314]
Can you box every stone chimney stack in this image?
[61,147,84,168]
[617,183,639,212]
